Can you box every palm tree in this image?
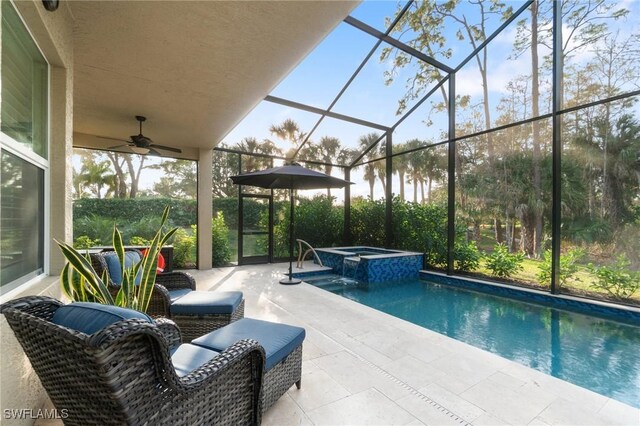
[375,140,386,192]
[317,136,342,198]
[357,133,382,200]
[78,159,115,199]
[404,139,425,203]
[392,143,410,201]
[269,119,306,161]
[422,147,445,203]
[235,137,281,171]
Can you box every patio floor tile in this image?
[186,264,640,425]
[306,388,418,426]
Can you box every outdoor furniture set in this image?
[1,251,305,425]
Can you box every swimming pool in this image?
[304,275,640,408]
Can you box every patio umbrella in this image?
[231,162,352,284]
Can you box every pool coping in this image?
[421,270,640,325]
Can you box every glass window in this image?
[1,150,45,293]
[1,2,48,293]
[1,0,49,159]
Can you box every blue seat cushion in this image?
[170,291,243,315]
[192,318,305,371]
[102,251,142,285]
[168,288,192,303]
[170,344,220,377]
[52,302,152,335]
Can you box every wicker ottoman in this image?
[170,291,245,342]
[192,318,305,412]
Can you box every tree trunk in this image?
[420,180,425,204]
[505,215,515,252]
[399,170,405,201]
[494,218,504,243]
[472,220,481,243]
[106,152,128,199]
[369,179,375,200]
[520,213,535,257]
[126,156,145,199]
[413,177,418,203]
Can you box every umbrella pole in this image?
[280,187,301,285]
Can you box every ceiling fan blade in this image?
[108,144,132,150]
[147,148,162,156]
[151,144,182,153]
[98,135,130,143]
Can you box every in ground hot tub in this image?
[314,246,423,283]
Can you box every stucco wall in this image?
[1,1,73,424]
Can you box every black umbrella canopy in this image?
[230,163,351,190]
[231,163,352,285]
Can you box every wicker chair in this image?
[1,296,265,426]
[90,250,245,341]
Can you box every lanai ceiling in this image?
[70,1,358,159]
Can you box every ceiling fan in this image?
[99,115,182,156]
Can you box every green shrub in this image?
[129,236,151,246]
[74,214,115,244]
[73,235,101,249]
[73,198,197,227]
[351,197,386,247]
[588,254,640,299]
[172,226,196,268]
[120,216,167,242]
[485,243,524,278]
[537,248,584,287]
[269,195,344,259]
[212,212,231,266]
[454,241,481,272]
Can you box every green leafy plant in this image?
[212,212,231,266]
[537,248,584,287]
[58,206,177,313]
[129,236,151,246]
[588,254,640,299]
[484,243,524,278]
[173,226,196,268]
[454,241,481,272]
[73,235,100,249]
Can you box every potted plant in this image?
[56,206,177,313]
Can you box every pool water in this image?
[305,275,640,408]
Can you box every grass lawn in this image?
[473,257,640,305]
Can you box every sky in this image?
[75,0,640,201]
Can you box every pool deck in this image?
[194,262,638,426]
[35,262,640,425]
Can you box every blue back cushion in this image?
[102,251,142,285]
[52,302,152,335]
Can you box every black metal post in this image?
[447,76,456,275]
[344,167,352,245]
[385,132,393,248]
[237,155,243,264]
[280,187,301,285]
[550,0,563,294]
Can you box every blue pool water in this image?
[305,275,640,408]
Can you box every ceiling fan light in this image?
[131,146,150,155]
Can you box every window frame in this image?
[0,0,51,297]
